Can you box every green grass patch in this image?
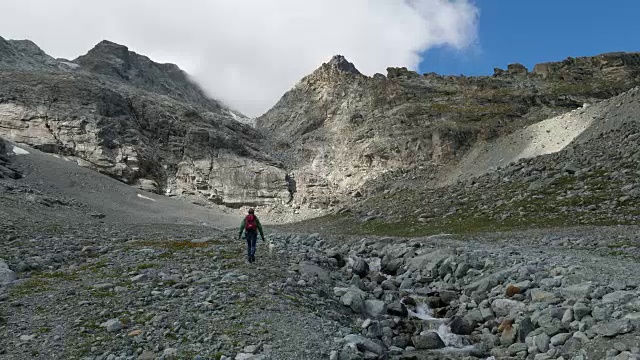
[42,224,64,234]
[608,250,626,257]
[135,263,156,270]
[35,271,78,281]
[607,241,638,249]
[36,327,51,334]
[89,289,115,298]
[9,278,51,297]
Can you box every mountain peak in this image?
[325,55,361,75]
[84,40,130,59]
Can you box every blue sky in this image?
[419,1,640,75]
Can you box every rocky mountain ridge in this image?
[0,36,287,208]
[257,52,640,210]
[2,35,640,218]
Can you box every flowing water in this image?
[407,303,475,350]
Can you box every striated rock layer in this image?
[257,53,640,209]
[0,37,288,207]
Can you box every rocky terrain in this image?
[300,85,638,237]
[257,53,640,209]
[0,37,289,209]
[3,35,640,360]
[2,148,640,360]
[0,137,21,179]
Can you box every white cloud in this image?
[0,0,479,117]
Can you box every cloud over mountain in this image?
[0,0,479,116]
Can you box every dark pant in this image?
[245,230,258,259]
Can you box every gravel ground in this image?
[2,135,640,360]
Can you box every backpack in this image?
[245,214,257,231]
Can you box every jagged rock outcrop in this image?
[351,87,640,229]
[0,137,21,179]
[257,52,640,209]
[0,36,287,206]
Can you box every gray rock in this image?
[137,351,157,360]
[15,262,30,273]
[518,316,535,342]
[550,332,572,346]
[593,306,612,321]
[352,259,370,278]
[450,316,474,335]
[399,278,413,290]
[386,302,407,317]
[101,318,123,333]
[464,309,484,325]
[534,333,550,353]
[603,291,635,305]
[412,332,445,349]
[573,302,591,321]
[561,282,594,300]
[350,275,365,290]
[592,319,634,337]
[380,280,397,291]
[560,337,583,358]
[454,263,471,278]
[0,259,16,285]
[343,334,386,355]
[384,259,403,275]
[131,274,149,282]
[480,306,495,320]
[508,342,528,355]
[531,289,559,303]
[363,300,385,318]
[93,283,115,290]
[341,288,366,313]
[562,308,574,323]
[19,334,35,341]
[492,299,525,317]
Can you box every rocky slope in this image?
[3,174,640,360]
[0,36,288,208]
[326,86,640,236]
[257,53,640,210]
[0,137,22,179]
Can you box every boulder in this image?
[592,319,634,337]
[343,334,386,355]
[491,299,525,317]
[386,302,408,317]
[352,259,370,278]
[450,316,474,335]
[0,259,16,285]
[341,288,366,313]
[412,332,445,349]
[364,300,386,318]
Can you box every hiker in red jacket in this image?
[238,208,265,263]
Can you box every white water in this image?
[407,303,474,350]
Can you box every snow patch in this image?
[60,61,80,69]
[227,109,241,121]
[11,145,29,155]
[137,194,156,201]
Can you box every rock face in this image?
[257,52,640,209]
[350,86,640,228]
[0,37,288,206]
[0,137,21,179]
